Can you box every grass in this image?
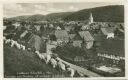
[4,45,66,78]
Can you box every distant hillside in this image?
[8,14,45,22]
[7,15,31,21]
[63,5,124,22]
[6,5,124,22]
[27,14,45,21]
[7,12,72,22]
[44,12,73,20]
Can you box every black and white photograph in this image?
[3,2,125,78]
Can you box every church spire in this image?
[89,13,93,24]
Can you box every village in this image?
[3,11,125,77]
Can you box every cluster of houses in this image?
[3,12,125,77]
[3,13,124,51]
[3,13,124,54]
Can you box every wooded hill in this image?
[6,5,124,22]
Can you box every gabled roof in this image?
[100,23,108,28]
[73,33,83,41]
[116,23,124,29]
[34,25,41,31]
[64,26,73,31]
[90,24,100,29]
[101,27,114,35]
[55,30,69,41]
[20,30,28,38]
[79,31,94,41]
[100,28,109,35]
[23,32,33,41]
[69,34,76,40]
[81,25,90,30]
[28,34,46,52]
[56,26,61,30]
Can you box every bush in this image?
[53,44,87,59]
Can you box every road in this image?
[47,43,102,77]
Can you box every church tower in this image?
[89,13,93,24]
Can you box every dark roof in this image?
[90,23,100,29]
[69,34,76,40]
[64,26,73,31]
[73,33,83,41]
[116,23,124,30]
[79,31,94,41]
[24,32,33,41]
[92,33,105,41]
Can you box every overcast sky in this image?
[3,2,123,18]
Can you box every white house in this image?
[12,22,20,29]
[56,26,61,30]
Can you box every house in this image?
[99,22,108,28]
[100,26,115,39]
[101,27,115,36]
[81,25,90,30]
[90,23,100,30]
[54,30,69,44]
[24,24,31,30]
[69,34,76,40]
[46,43,57,54]
[3,25,7,30]
[12,22,20,29]
[79,31,94,49]
[64,26,74,32]
[49,24,54,28]
[72,33,83,47]
[34,25,41,31]
[20,30,28,39]
[28,34,46,52]
[68,21,76,25]
[56,26,61,30]
[116,23,124,33]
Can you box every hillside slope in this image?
[64,5,124,22]
[44,12,73,20]
[6,5,124,22]
[4,45,63,77]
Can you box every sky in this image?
[3,2,123,18]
